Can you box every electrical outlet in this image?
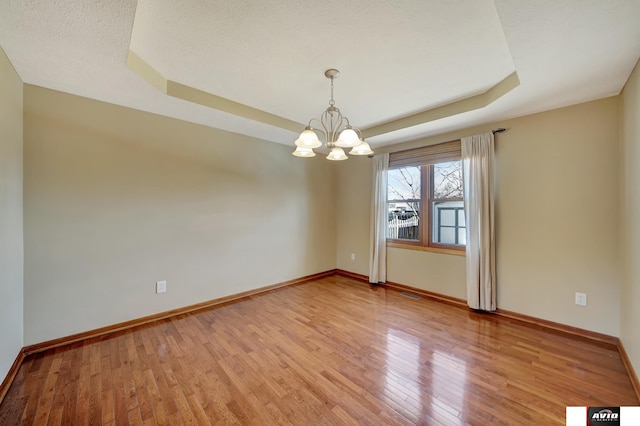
[575,292,587,307]
[351,253,356,261]
[156,280,167,294]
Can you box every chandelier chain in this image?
[329,77,335,107]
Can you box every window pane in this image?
[388,167,421,201]
[458,209,466,227]
[432,200,465,246]
[439,228,456,245]
[440,209,456,226]
[458,228,466,245]
[388,202,420,240]
[433,160,462,199]
[387,166,421,241]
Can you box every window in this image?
[387,141,465,252]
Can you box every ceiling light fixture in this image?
[292,69,373,160]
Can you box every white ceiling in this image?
[1,0,639,149]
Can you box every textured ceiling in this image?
[1,0,639,148]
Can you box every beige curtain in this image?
[369,153,389,284]
[462,132,496,311]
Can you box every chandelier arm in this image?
[341,116,365,139]
[320,107,348,147]
[336,116,350,141]
[319,110,332,147]
[307,118,322,129]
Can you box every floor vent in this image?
[400,292,421,300]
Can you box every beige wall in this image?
[496,98,620,336]
[621,59,640,380]
[336,97,621,336]
[336,157,372,274]
[0,47,24,380]
[23,85,336,345]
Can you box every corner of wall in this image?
[619,57,640,389]
[0,46,25,384]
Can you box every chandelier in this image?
[292,69,374,160]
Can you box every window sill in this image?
[386,241,466,257]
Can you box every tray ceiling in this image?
[1,0,638,148]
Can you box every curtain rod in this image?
[492,128,506,134]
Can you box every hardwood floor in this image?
[1,276,637,425]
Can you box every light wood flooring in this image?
[0,276,637,425]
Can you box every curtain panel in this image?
[369,153,389,284]
[462,132,496,311]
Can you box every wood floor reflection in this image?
[1,276,637,425]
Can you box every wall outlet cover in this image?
[156,280,167,294]
[575,292,587,307]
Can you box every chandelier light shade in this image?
[292,69,373,160]
[327,146,348,161]
[292,146,316,157]
[335,126,361,148]
[294,127,322,149]
[349,140,374,156]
